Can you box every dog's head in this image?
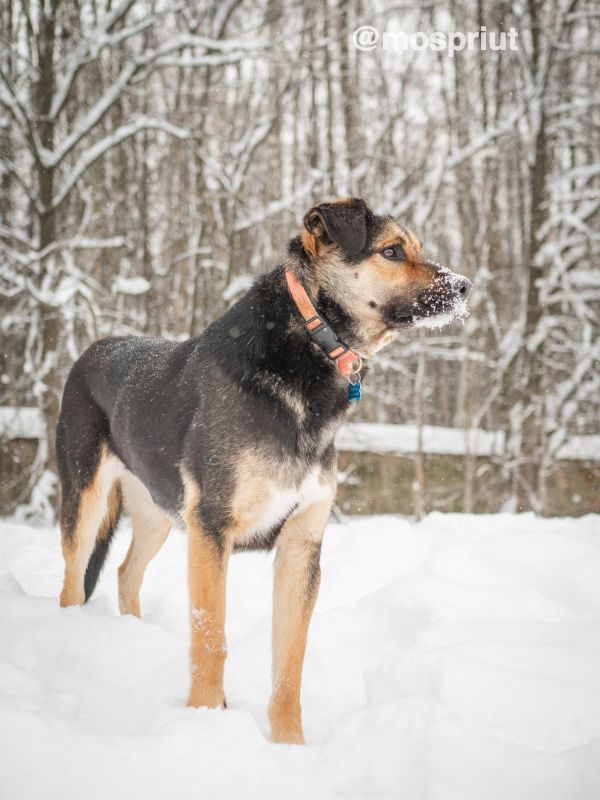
[294,197,471,356]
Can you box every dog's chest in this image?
[234,466,333,548]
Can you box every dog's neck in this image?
[284,238,365,359]
[203,262,365,420]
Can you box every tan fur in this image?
[182,469,230,709]
[228,449,293,542]
[118,471,171,617]
[181,451,335,736]
[60,445,124,607]
[329,197,353,204]
[100,482,122,543]
[268,496,333,744]
[300,229,319,260]
[228,449,333,547]
[377,225,422,257]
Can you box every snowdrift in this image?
[1,513,599,799]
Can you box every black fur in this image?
[83,536,112,600]
[83,518,118,600]
[83,483,122,600]
[305,541,322,606]
[56,261,353,568]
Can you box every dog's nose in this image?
[455,277,472,298]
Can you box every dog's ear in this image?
[303,198,368,256]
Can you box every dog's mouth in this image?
[384,296,470,331]
[412,299,470,330]
[393,313,414,326]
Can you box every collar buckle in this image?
[336,351,361,376]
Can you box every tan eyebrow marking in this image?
[377,236,407,250]
[406,230,422,252]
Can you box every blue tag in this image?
[347,382,361,403]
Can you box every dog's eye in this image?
[381,245,405,261]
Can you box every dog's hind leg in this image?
[118,472,171,617]
[268,497,332,745]
[59,444,123,607]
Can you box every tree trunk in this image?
[515,0,550,513]
[35,3,61,502]
[413,332,427,520]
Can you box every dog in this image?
[57,197,471,744]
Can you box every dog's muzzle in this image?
[384,270,472,328]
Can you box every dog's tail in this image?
[83,482,123,601]
[57,345,128,608]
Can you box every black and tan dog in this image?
[57,198,471,744]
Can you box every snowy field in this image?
[1,512,600,800]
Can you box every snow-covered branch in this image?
[51,116,191,210]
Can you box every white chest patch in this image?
[297,466,334,511]
[237,466,333,546]
[248,486,298,540]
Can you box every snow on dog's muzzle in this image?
[382,264,472,331]
[411,265,472,330]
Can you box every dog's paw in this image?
[268,704,305,745]
[270,725,305,745]
[187,684,226,709]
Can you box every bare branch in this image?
[51,116,191,210]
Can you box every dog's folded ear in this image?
[303,198,368,255]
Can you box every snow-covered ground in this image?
[1,512,600,799]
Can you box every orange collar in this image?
[284,268,361,377]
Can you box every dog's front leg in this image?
[269,499,331,744]
[186,507,230,710]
